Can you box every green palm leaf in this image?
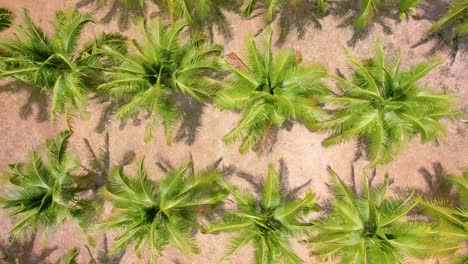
[99,17,222,143]
[203,163,317,263]
[430,0,468,35]
[320,40,456,166]
[0,131,97,240]
[0,8,124,124]
[309,170,454,263]
[0,8,13,31]
[216,28,329,153]
[97,158,227,259]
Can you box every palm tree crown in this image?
[309,168,448,263]
[0,131,97,240]
[99,18,222,142]
[321,40,456,166]
[0,8,120,124]
[216,28,330,153]
[203,164,317,263]
[97,159,227,259]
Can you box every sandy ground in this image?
[0,0,466,263]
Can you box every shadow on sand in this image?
[0,80,49,122]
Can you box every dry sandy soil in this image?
[0,0,467,263]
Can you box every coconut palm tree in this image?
[215,28,329,154]
[0,9,124,125]
[203,164,317,263]
[0,131,98,241]
[96,159,227,260]
[430,0,468,35]
[419,171,468,263]
[241,0,326,25]
[0,8,125,125]
[0,8,13,31]
[320,40,456,166]
[98,18,222,143]
[309,168,452,263]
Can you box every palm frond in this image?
[98,158,226,258]
[321,41,456,166]
[204,163,316,263]
[0,8,13,31]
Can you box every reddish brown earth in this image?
[0,0,466,263]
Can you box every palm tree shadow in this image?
[393,162,461,216]
[80,132,136,190]
[410,0,468,65]
[0,232,57,264]
[173,94,205,146]
[233,158,312,202]
[76,0,144,31]
[254,119,294,156]
[275,1,328,46]
[415,162,459,204]
[401,0,468,64]
[328,0,399,47]
[149,0,238,42]
[91,94,140,134]
[320,165,391,211]
[0,80,49,122]
[85,234,125,264]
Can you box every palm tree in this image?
[430,0,468,35]
[98,18,222,143]
[241,0,326,25]
[0,8,13,31]
[96,159,227,260]
[419,171,468,263]
[215,28,329,154]
[0,8,125,125]
[320,40,456,166]
[309,168,452,263]
[203,164,317,263]
[0,131,98,241]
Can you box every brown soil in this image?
[0,0,466,263]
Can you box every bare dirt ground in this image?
[0,0,466,263]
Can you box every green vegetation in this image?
[309,168,452,263]
[430,0,468,35]
[320,40,456,166]
[0,8,124,125]
[203,164,317,263]
[97,159,227,259]
[0,8,13,31]
[353,0,422,28]
[241,0,326,25]
[99,18,222,143]
[216,28,329,153]
[0,131,97,240]
[0,4,464,264]
[419,171,468,263]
